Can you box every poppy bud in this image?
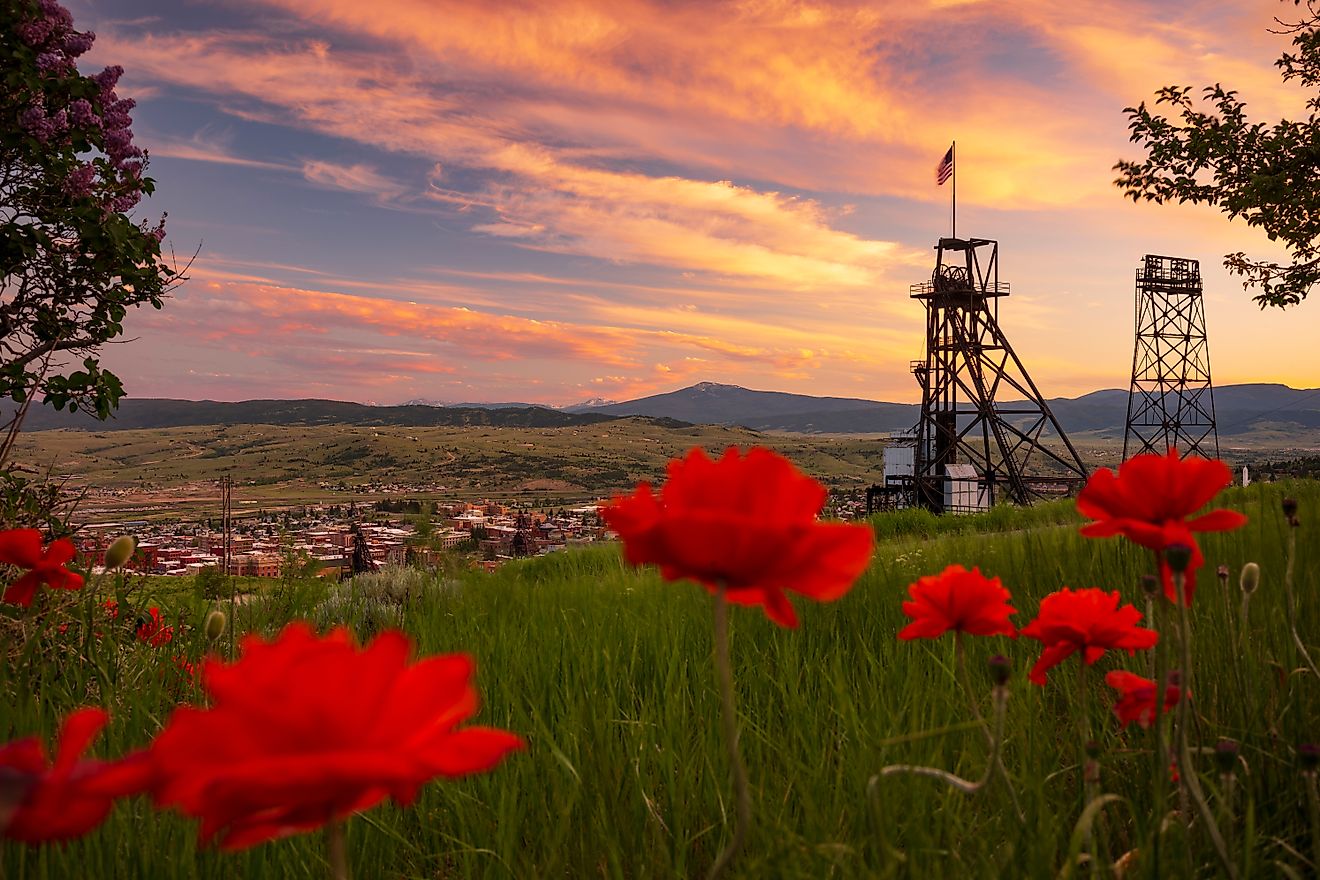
[1283,497,1298,521]
[1239,562,1260,595]
[1216,564,1229,585]
[1300,743,1320,774]
[204,610,226,641]
[987,654,1011,687]
[1164,543,1194,574]
[1140,574,1160,598]
[103,535,136,569]
[1214,739,1238,775]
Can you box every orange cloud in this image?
[109,266,932,403]
[301,160,408,201]
[82,2,1320,403]
[92,28,921,290]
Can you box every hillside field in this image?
[1,480,1316,877]
[10,420,892,519]
[9,420,1150,523]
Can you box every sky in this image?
[63,0,1320,406]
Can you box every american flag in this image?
[935,146,954,186]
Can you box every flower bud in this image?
[1283,497,1298,520]
[204,610,226,641]
[1214,739,1239,775]
[987,654,1011,687]
[1216,564,1229,585]
[1164,543,1194,574]
[1239,562,1260,596]
[1140,574,1160,598]
[1300,743,1320,774]
[103,535,136,569]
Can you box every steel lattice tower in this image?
[908,237,1088,513]
[1123,255,1219,460]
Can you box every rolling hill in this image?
[14,398,619,432]
[12,382,1320,441]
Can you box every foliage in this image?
[0,468,72,533]
[1114,1,1320,307]
[0,479,1315,876]
[1,0,181,417]
[192,566,224,602]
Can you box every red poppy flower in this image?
[1105,670,1185,729]
[149,623,523,850]
[1076,449,1247,605]
[898,564,1017,640]
[172,655,196,682]
[0,529,83,607]
[1019,588,1159,686]
[0,708,153,844]
[135,607,174,647]
[600,446,874,627]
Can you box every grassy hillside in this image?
[1,480,1315,877]
[11,419,885,497]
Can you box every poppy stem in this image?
[326,817,350,880]
[954,635,1023,819]
[873,676,1009,803]
[1145,594,1157,683]
[1150,566,1170,879]
[1173,572,1238,879]
[1238,591,1251,648]
[953,634,984,724]
[1306,771,1320,878]
[1284,524,1320,680]
[1077,662,1101,876]
[707,586,750,880]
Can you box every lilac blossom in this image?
[35,51,66,72]
[67,99,98,129]
[92,65,123,94]
[61,30,95,57]
[64,163,97,198]
[16,20,54,47]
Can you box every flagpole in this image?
[952,140,956,240]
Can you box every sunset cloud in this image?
[96,26,921,291]
[301,161,409,202]
[69,0,1320,404]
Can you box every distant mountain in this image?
[1045,384,1320,438]
[401,398,554,410]
[568,380,1320,437]
[17,382,1320,438]
[564,381,917,430]
[570,397,618,409]
[17,398,616,432]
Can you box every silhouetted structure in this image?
[349,524,377,574]
[220,476,232,576]
[1123,254,1219,460]
[903,237,1088,513]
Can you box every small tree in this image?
[1115,1,1320,308]
[2,0,183,419]
[194,565,226,601]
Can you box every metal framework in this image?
[220,475,232,577]
[1123,254,1219,460]
[907,237,1088,512]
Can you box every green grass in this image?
[2,480,1318,877]
[12,420,892,497]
